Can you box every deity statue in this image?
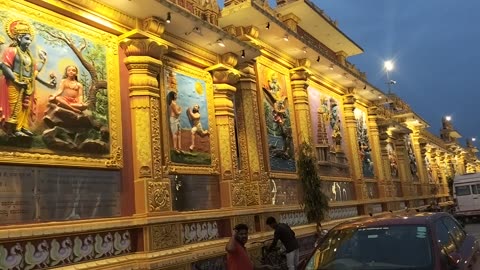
[49,65,88,114]
[0,19,48,137]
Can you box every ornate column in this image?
[208,53,242,208]
[379,129,393,197]
[367,107,385,198]
[120,34,171,216]
[236,62,267,206]
[409,128,428,185]
[394,139,411,198]
[342,89,364,204]
[290,60,313,145]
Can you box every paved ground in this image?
[465,222,480,269]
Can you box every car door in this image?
[455,184,475,212]
[442,216,478,269]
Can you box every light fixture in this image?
[216,39,225,47]
[266,22,270,29]
[384,60,394,71]
[302,47,307,54]
[378,95,382,99]
[329,64,334,70]
[445,115,452,121]
[241,50,245,58]
[283,34,289,41]
[166,12,171,24]
[185,26,202,36]
[473,138,477,142]
[363,84,367,90]
[316,56,320,62]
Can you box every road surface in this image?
[465,223,480,269]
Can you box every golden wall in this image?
[0,0,476,269]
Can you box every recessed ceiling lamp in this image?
[329,64,334,70]
[283,34,289,41]
[302,47,307,53]
[216,39,225,47]
[166,12,171,24]
[241,50,245,58]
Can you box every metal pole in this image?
[386,69,391,94]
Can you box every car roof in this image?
[332,211,448,230]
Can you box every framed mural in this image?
[405,134,419,181]
[162,59,218,174]
[354,108,374,178]
[256,60,296,174]
[386,142,399,179]
[308,86,349,176]
[0,1,122,168]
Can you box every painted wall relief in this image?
[386,143,399,178]
[308,88,349,176]
[0,10,114,159]
[425,155,434,183]
[257,64,295,172]
[165,67,211,165]
[405,135,418,181]
[354,108,374,178]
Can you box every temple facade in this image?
[0,0,478,269]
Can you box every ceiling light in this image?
[283,34,289,41]
[316,56,320,62]
[266,22,270,29]
[378,95,382,99]
[241,50,245,58]
[166,12,171,24]
[302,47,307,53]
[363,84,367,90]
[216,39,225,47]
[329,64,334,70]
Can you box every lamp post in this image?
[384,60,394,94]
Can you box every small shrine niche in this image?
[168,0,220,25]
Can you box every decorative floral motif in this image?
[151,224,180,250]
[148,181,171,212]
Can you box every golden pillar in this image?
[208,54,242,207]
[367,107,385,198]
[410,129,428,185]
[290,61,313,145]
[394,139,411,198]
[120,37,171,216]
[342,90,365,206]
[236,62,267,206]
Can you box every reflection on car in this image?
[300,212,480,270]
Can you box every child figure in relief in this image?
[187,104,209,151]
[49,65,88,114]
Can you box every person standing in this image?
[266,217,299,270]
[226,223,273,270]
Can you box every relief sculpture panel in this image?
[0,1,121,168]
[257,63,295,173]
[354,108,374,178]
[308,87,349,176]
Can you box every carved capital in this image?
[290,68,310,82]
[221,52,239,67]
[148,181,171,212]
[212,70,241,85]
[142,17,166,36]
[343,94,356,105]
[120,38,168,59]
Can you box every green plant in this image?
[298,142,329,231]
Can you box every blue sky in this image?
[317,0,480,145]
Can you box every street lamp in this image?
[384,60,395,94]
[445,115,452,122]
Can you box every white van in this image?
[453,173,480,220]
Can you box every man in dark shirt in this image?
[266,217,299,270]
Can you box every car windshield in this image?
[305,225,433,270]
